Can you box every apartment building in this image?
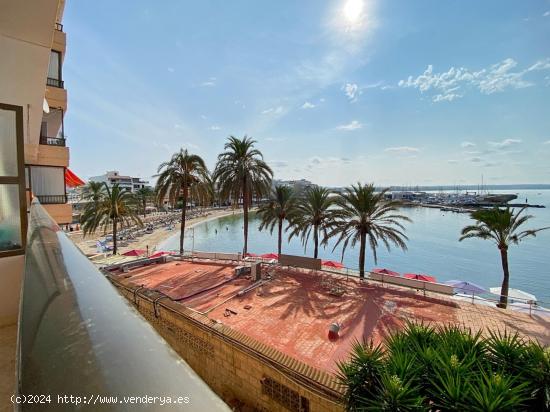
[90,170,150,193]
[0,0,71,324]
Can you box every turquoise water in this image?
[163,190,550,303]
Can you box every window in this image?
[48,50,61,81]
[47,50,63,88]
[0,103,26,256]
[28,166,66,204]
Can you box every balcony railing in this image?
[35,194,67,204]
[39,135,66,147]
[46,77,64,88]
[55,22,63,31]
[16,199,230,410]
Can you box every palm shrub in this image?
[338,322,543,411]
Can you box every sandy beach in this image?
[68,207,242,258]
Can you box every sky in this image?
[63,0,550,187]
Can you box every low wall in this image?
[109,277,344,412]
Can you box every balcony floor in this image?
[0,324,16,411]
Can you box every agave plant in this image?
[468,371,529,412]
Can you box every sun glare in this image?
[343,0,364,24]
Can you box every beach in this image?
[68,207,243,258]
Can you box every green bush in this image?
[337,322,548,411]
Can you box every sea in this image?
[161,189,550,303]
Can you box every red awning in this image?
[65,168,85,187]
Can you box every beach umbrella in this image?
[149,250,176,259]
[122,249,146,257]
[322,260,345,269]
[445,280,487,294]
[245,252,259,257]
[404,273,436,283]
[373,268,401,277]
[489,287,537,302]
[260,253,279,260]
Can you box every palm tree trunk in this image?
[180,192,187,255]
[277,218,283,255]
[498,247,510,308]
[112,218,117,255]
[359,231,366,278]
[242,187,249,256]
[143,199,146,217]
[313,224,319,259]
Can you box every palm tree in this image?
[135,186,154,217]
[460,206,549,308]
[81,181,104,205]
[213,136,273,255]
[328,183,411,278]
[155,148,211,254]
[80,183,142,254]
[287,186,335,259]
[257,185,295,255]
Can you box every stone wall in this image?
[110,278,344,412]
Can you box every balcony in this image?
[55,22,63,31]
[35,194,67,204]
[46,77,64,88]
[39,134,66,147]
[8,200,229,409]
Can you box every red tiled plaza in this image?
[116,260,550,374]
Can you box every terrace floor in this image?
[119,261,550,373]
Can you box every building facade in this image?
[0,0,69,325]
[89,170,150,193]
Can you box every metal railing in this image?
[39,135,66,147]
[46,77,64,88]
[16,199,230,410]
[34,194,67,204]
[55,22,63,31]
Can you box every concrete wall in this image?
[112,281,344,412]
[0,256,24,326]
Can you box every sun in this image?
[342,0,364,24]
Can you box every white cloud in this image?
[342,83,359,101]
[461,141,476,148]
[543,140,550,145]
[384,146,420,154]
[167,67,175,73]
[544,11,550,17]
[447,159,459,164]
[488,138,522,148]
[398,57,550,102]
[200,77,217,87]
[301,101,316,109]
[336,120,362,131]
[469,157,483,163]
[200,114,207,120]
[261,106,284,115]
[209,125,221,131]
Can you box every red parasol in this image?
[260,253,279,260]
[373,268,401,277]
[404,273,436,282]
[322,260,345,269]
[122,249,146,257]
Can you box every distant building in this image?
[273,179,316,193]
[89,170,150,193]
